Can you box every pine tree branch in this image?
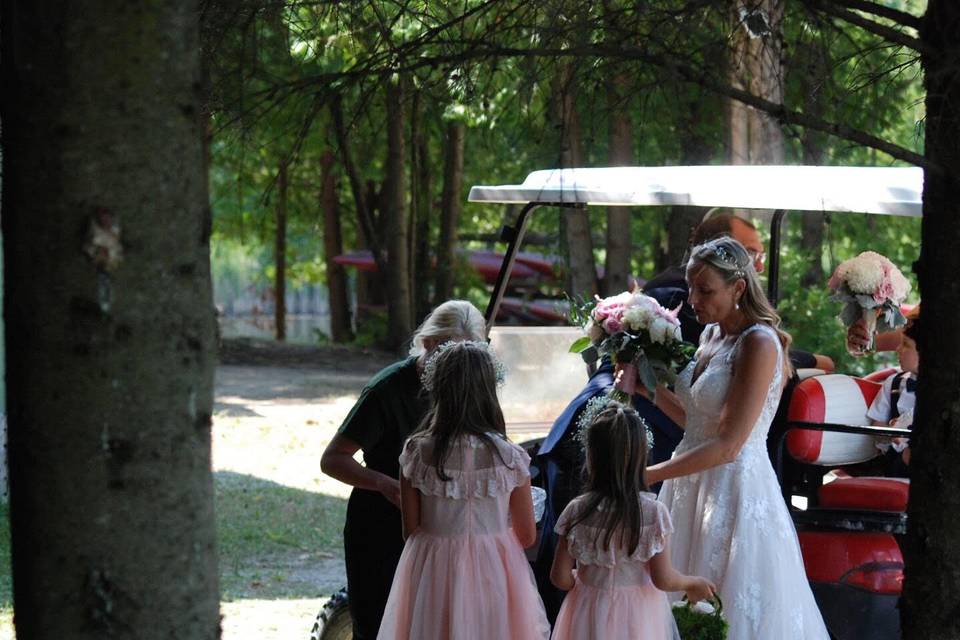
[806,0,929,54]
[825,0,922,30]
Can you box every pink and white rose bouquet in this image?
[828,251,912,350]
[570,290,695,399]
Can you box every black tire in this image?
[310,588,352,640]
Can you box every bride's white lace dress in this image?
[658,323,829,639]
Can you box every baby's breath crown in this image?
[420,340,507,392]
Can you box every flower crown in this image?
[420,340,507,392]
[575,396,655,450]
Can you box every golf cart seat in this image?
[787,374,909,513]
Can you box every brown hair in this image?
[567,403,650,555]
[691,212,757,247]
[413,341,508,481]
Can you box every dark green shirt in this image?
[338,356,428,479]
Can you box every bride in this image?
[645,237,830,639]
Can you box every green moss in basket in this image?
[672,598,729,640]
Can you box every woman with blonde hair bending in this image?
[646,237,829,639]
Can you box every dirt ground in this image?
[215,338,394,640]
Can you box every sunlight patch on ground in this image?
[221,598,328,640]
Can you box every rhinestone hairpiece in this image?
[713,245,745,278]
[420,340,506,392]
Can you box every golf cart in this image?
[312,165,922,640]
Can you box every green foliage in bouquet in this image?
[672,595,728,640]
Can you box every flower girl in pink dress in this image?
[550,403,715,640]
[377,341,550,640]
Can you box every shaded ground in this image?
[214,338,395,639]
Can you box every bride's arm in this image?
[645,332,778,485]
[651,385,686,428]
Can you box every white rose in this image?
[692,600,716,615]
[623,307,650,331]
[650,317,672,344]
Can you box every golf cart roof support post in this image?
[768,210,786,306]
[484,202,540,335]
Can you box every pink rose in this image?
[603,316,623,334]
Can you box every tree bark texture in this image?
[435,121,465,305]
[411,94,433,321]
[552,62,597,299]
[902,3,960,638]
[728,1,751,165]
[384,78,413,352]
[747,0,786,165]
[1,2,220,638]
[799,38,828,288]
[275,162,288,341]
[603,74,633,296]
[321,151,353,342]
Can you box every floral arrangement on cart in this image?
[569,290,695,401]
[828,251,912,355]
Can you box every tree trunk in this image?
[728,0,751,165]
[1,2,220,638]
[552,62,597,299]
[275,162,287,341]
[384,77,413,352]
[747,0,786,165]
[799,38,828,288]
[435,121,465,304]
[604,73,633,295]
[411,93,433,321]
[902,3,960,638]
[321,151,353,342]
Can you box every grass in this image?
[215,471,347,600]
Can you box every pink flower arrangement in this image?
[570,291,692,398]
[828,251,913,351]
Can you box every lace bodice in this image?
[555,493,673,589]
[675,323,783,457]
[399,433,530,537]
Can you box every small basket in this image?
[672,594,728,640]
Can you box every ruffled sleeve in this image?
[557,493,673,568]
[400,435,531,500]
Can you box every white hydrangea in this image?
[622,306,652,331]
[840,253,886,294]
[649,317,674,344]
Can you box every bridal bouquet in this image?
[569,290,694,400]
[828,251,911,353]
[672,596,729,640]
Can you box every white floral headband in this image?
[575,397,655,451]
[420,340,507,392]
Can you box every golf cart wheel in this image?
[310,588,352,640]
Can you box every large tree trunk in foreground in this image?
[1,2,219,638]
[902,3,960,638]
[384,78,413,352]
[321,151,353,343]
[435,121,465,304]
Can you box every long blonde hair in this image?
[408,300,486,358]
[688,237,793,381]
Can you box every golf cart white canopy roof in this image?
[468,165,923,216]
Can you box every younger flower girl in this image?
[377,341,550,640]
[550,403,715,640]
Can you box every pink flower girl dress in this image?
[551,492,681,640]
[377,433,550,640]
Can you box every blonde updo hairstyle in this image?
[688,237,793,380]
[409,300,486,359]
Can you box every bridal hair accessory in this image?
[420,340,506,392]
[712,244,745,279]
